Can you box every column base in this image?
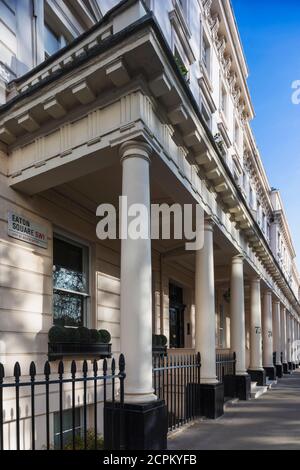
[104,400,168,450]
[223,374,251,401]
[247,369,266,386]
[282,363,290,374]
[200,383,224,419]
[264,366,276,380]
[276,364,283,378]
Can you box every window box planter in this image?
[48,342,112,361]
[48,326,112,361]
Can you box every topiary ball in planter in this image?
[77,327,91,344]
[49,326,67,344]
[159,335,168,347]
[98,330,111,344]
[90,329,101,344]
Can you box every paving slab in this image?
[168,371,300,450]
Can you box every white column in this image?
[291,316,295,364]
[195,218,218,384]
[286,312,292,364]
[249,278,263,371]
[296,320,300,364]
[230,255,247,375]
[280,305,287,365]
[273,300,282,365]
[262,291,274,368]
[119,141,156,403]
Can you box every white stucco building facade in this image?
[0,0,300,450]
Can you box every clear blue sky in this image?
[232,0,300,267]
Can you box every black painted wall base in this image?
[283,363,290,374]
[288,362,294,372]
[104,400,168,450]
[247,369,266,386]
[275,364,283,378]
[264,366,276,380]
[200,383,224,419]
[293,363,296,370]
[224,374,251,401]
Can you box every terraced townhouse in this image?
[0,0,299,450]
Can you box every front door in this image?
[169,283,185,349]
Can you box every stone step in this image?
[251,382,258,391]
[266,379,277,389]
[250,381,268,399]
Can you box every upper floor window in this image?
[221,85,228,118]
[44,22,67,59]
[201,100,211,130]
[267,222,271,241]
[178,0,188,17]
[53,235,89,327]
[174,47,189,81]
[201,32,211,75]
[234,120,240,148]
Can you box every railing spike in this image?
[14,362,21,380]
[29,361,36,378]
[111,358,116,374]
[82,360,88,375]
[44,361,51,377]
[103,358,108,374]
[58,360,64,376]
[0,363,5,381]
[71,360,77,377]
[93,359,98,375]
[119,354,125,373]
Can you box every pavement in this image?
[168,370,300,450]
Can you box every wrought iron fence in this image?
[216,352,236,383]
[153,353,201,432]
[0,355,125,451]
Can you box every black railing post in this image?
[44,361,51,450]
[29,362,36,450]
[119,354,126,451]
[71,360,77,450]
[14,362,21,450]
[93,360,98,450]
[0,363,4,451]
[82,360,88,450]
[233,352,237,376]
[58,361,64,451]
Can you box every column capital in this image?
[232,254,244,265]
[204,215,215,232]
[119,140,152,164]
[251,277,261,285]
[263,290,272,298]
[273,299,280,306]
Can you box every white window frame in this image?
[52,231,91,328]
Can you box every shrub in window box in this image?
[48,326,112,361]
[152,334,168,356]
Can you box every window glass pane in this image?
[53,291,84,327]
[54,408,81,449]
[53,238,87,293]
[44,23,60,56]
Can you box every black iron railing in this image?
[0,355,125,451]
[216,352,236,383]
[153,353,201,432]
